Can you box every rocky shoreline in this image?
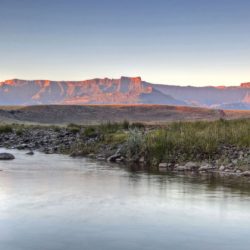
[0,125,250,181]
[0,127,78,154]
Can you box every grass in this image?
[1,119,250,167]
[67,123,82,134]
[0,124,13,134]
[124,119,250,165]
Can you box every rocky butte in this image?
[1,76,250,109]
[0,77,183,106]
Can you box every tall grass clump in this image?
[0,124,13,134]
[67,123,81,134]
[143,119,250,165]
[82,126,97,137]
[99,121,121,133]
[214,119,250,147]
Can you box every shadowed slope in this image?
[0,105,250,125]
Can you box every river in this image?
[0,149,250,250]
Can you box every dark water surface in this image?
[0,149,250,250]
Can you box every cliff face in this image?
[0,77,183,106]
[1,76,250,110]
[241,82,250,88]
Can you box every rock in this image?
[96,155,106,161]
[88,153,95,158]
[139,156,145,163]
[16,144,28,150]
[219,165,225,171]
[159,163,168,169]
[242,171,250,177]
[26,151,34,155]
[239,151,244,156]
[107,153,121,162]
[115,157,124,163]
[199,164,213,171]
[185,161,199,171]
[0,153,15,160]
[232,159,238,165]
[175,166,186,171]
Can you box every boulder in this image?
[175,166,187,171]
[185,162,199,171]
[242,171,250,177]
[159,163,168,169]
[199,163,214,172]
[26,151,34,155]
[219,165,225,172]
[0,153,15,160]
[16,144,28,150]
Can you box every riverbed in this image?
[0,149,250,250]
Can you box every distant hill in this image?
[1,76,250,110]
[1,105,250,125]
[153,83,250,109]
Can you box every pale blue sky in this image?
[0,0,250,85]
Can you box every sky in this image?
[0,0,250,86]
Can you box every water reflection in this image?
[0,149,250,250]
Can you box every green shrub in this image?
[125,129,145,159]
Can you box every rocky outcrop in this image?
[240,82,250,88]
[0,128,78,154]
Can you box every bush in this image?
[125,129,145,159]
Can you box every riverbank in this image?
[0,119,250,180]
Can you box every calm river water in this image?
[0,149,250,250]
